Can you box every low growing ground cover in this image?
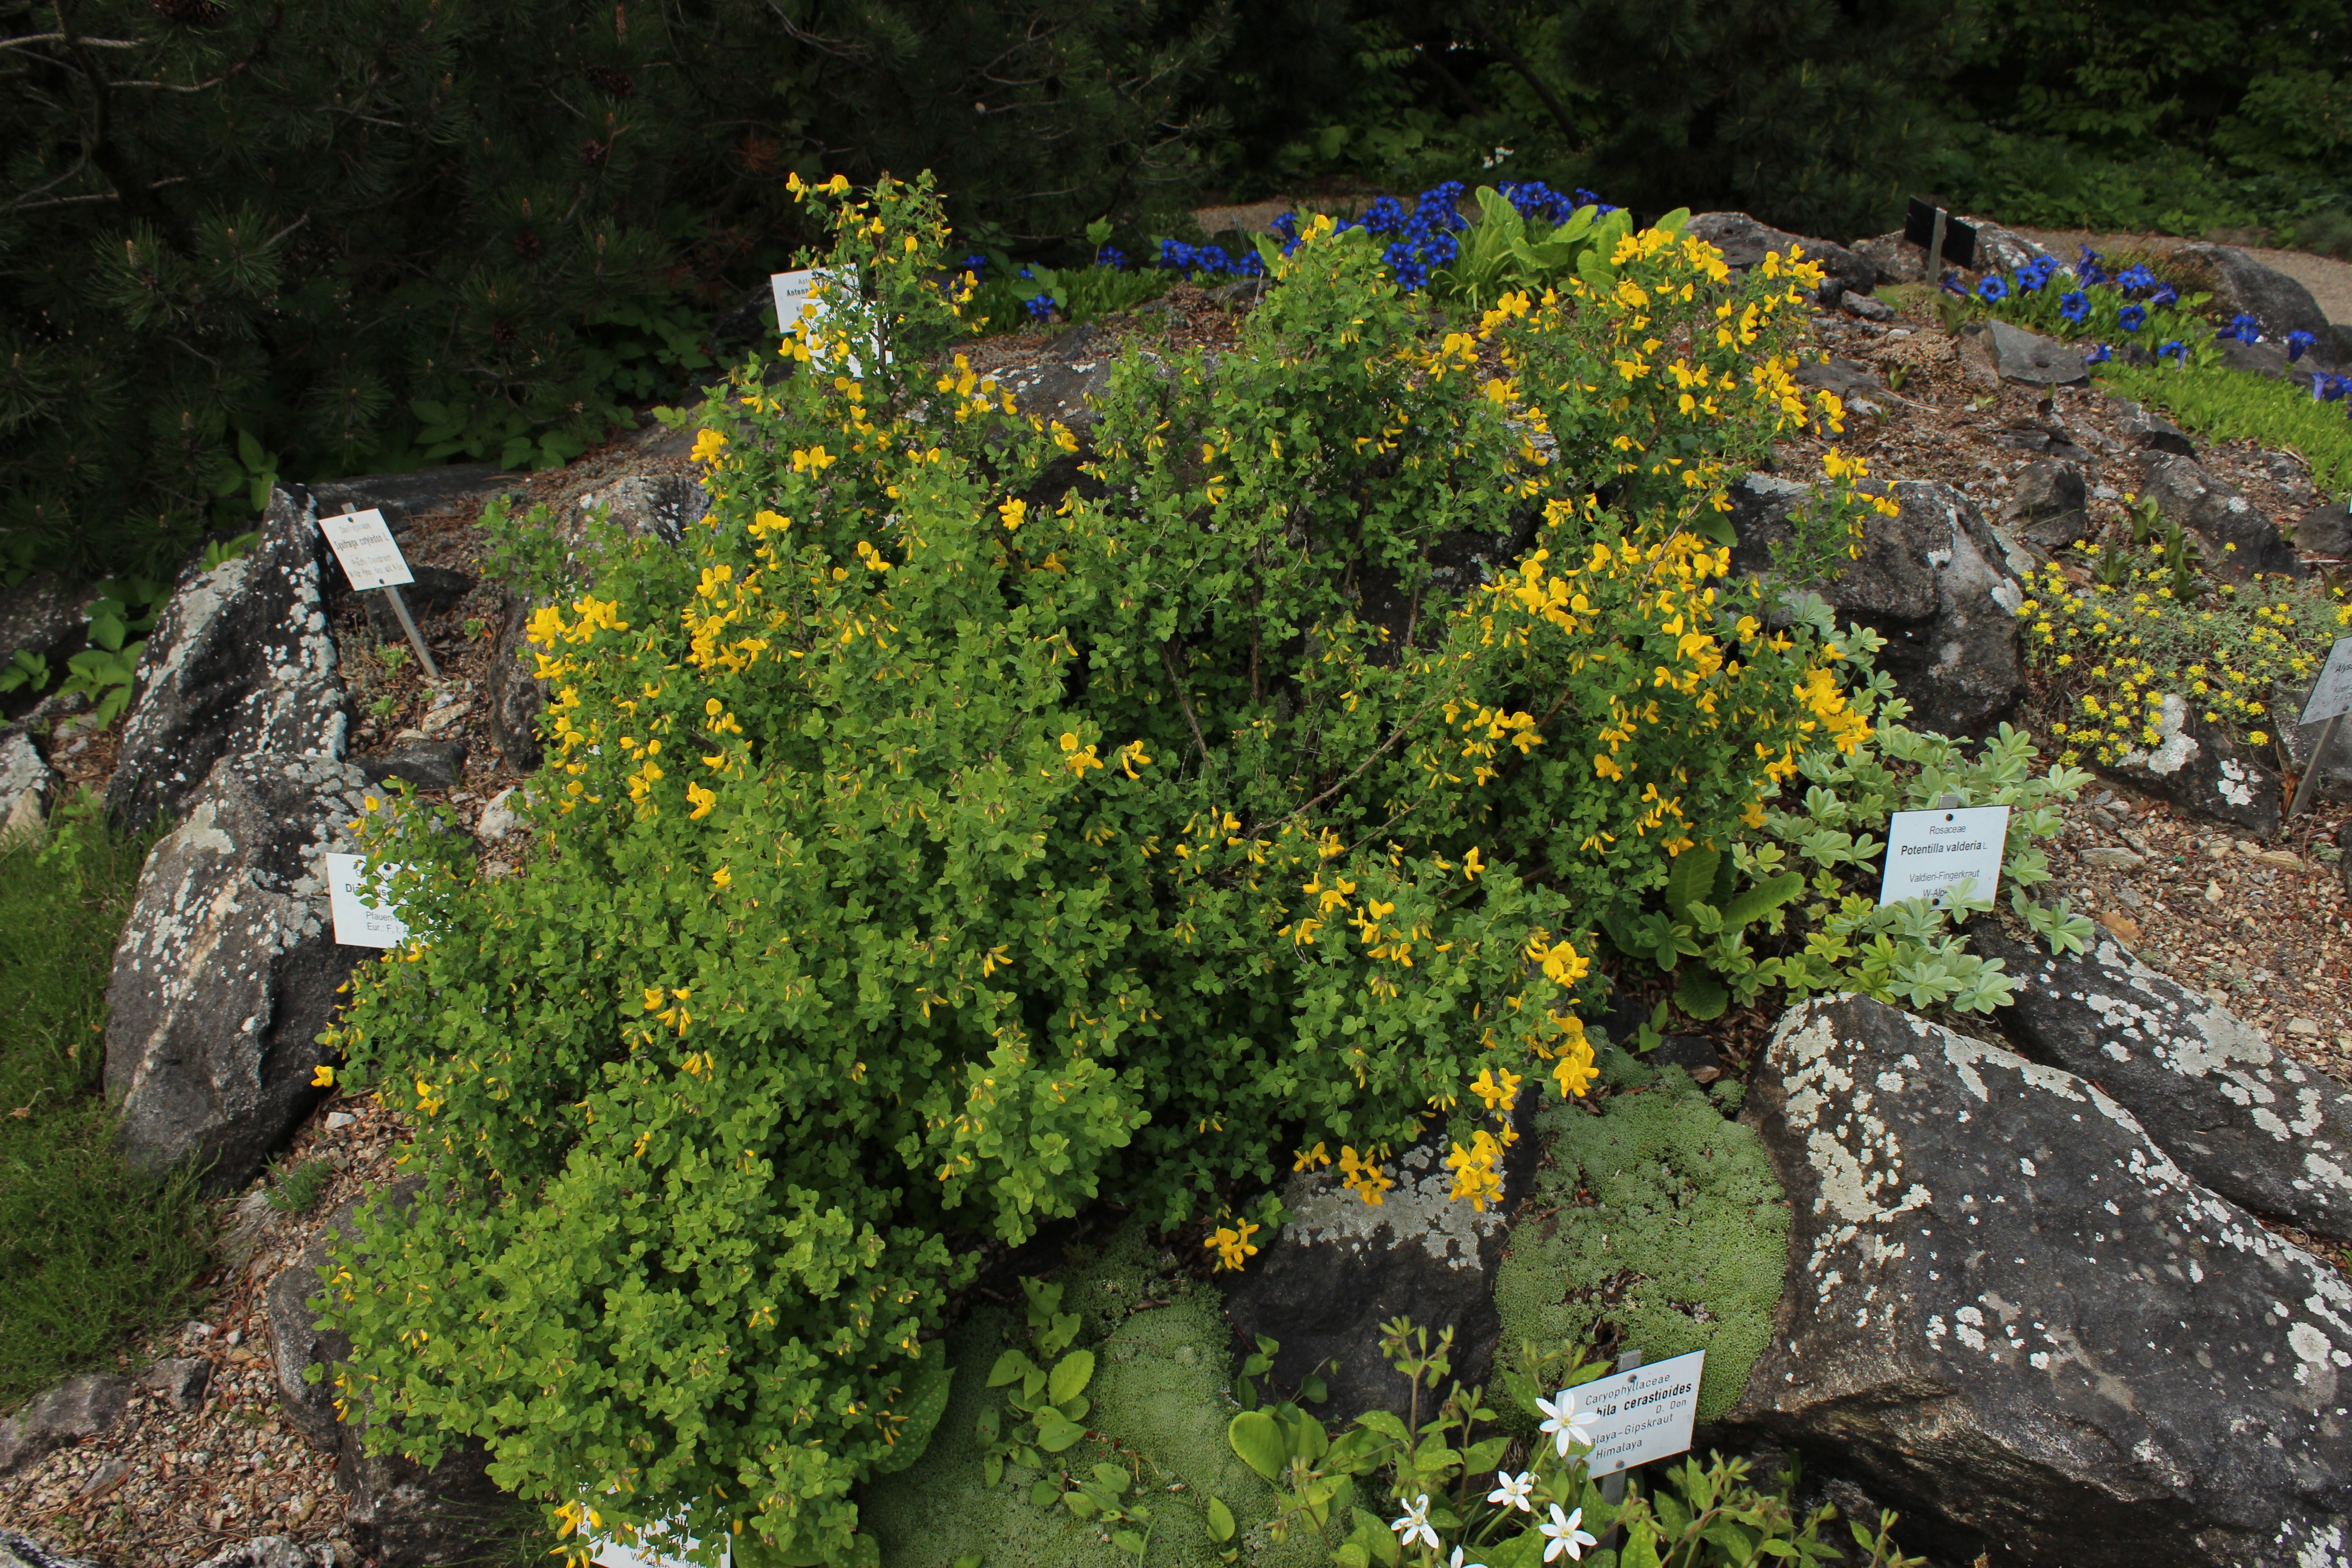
[0,799,208,1405]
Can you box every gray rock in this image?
[359,565,477,645]
[1823,481,2030,738]
[0,574,83,666]
[108,487,350,835]
[140,1356,213,1411]
[1793,356,1883,402]
[2220,338,2298,381]
[264,1179,507,1568]
[0,728,52,844]
[190,1538,335,1568]
[1219,1115,1540,1425]
[1980,320,2088,386]
[268,1180,421,1450]
[576,473,709,548]
[479,592,548,772]
[308,466,510,538]
[2108,397,2196,458]
[2135,452,2302,582]
[1851,230,1924,286]
[1954,216,2051,277]
[2174,244,2340,349]
[104,752,373,1188]
[1973,926,2352,1240]
[354,740,467,793]
[2000,460,2091,550]
[2077,845,2144,869]
[0,1530,98,1568]
[475,785,526,844]
[993,325,1129,440]
[1682,213,1876,297]
[2100,692,2281,837]
[2297,501,2352,560]
[0,1374,132,1475]
[1838,290,1895,323]
[1731,994,2352,1568]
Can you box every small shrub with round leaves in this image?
[317,172,1892,1568]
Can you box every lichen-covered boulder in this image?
[1731,993,2352,1568]
[104,753,373,1188]
[1980,321,2088,387]
[2134,452,2302,583]
[0,727,51,843]
[108,487,349,834]
[1,1530,99,1568]
[2099,692,2281,838]
[0,1374,132,1475]
[1681,213,1876,297]
[1974,926,2352,1240]
[1730,477,2029,734]
[1219,1118,1539,1425]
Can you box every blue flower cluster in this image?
[2014,254,2062,292]
[1494,181,1613,226]
[2216,313,2263,344]
[1977,277,2009,303]
[2314,373,2350,405]
[2286,330,2318,363]
[1344,182,1470,293]
[1156,239,1267,279]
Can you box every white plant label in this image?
[2300,636,2352,726]
[584,1516,726,1568]
[1879,804,2011,907]
[325,852,409,947]
[320,508,414,591]
[1574,1348,1706,1480]
[769,265,882,374]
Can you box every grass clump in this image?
[0,797,210,1406]
[2096,363,2352,503]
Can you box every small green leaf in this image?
[1227,1409,1287,1482]
[1205,1496,1236,1543]
[1033,1406,1085,1453]
[1048,1348,1094,1405]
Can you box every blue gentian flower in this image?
[2149,283,2178,307]
[2084,343,2113,365]
[2076,247,2108,286]
[2157,339,2186,363]
[1977,277,2009,303]
[2059,290,2091,324]
[963,253,989,275]
[2316,373,2347,403]
[2220,313,2261,344]
[1093,246,1127,270]
[1361,197,1408,236]
[2287,330,2318,363]
[2118,304,2147,333]
[1940,273,1968,296]
[1024,294,1056,320]
[2116,264,2156,291]
[1017,265,1034,280]
[2017,255,2059,292]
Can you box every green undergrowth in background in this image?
[1493,1055,1788,1426]
[2094,363,2352,502]
[859,1220,1319,1568]
[0,798,210,1407]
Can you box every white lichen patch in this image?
[1277,1139,1504,1268]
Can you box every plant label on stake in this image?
[769,266,882,375]
[583,1504,727,1568]
[1879,805,2011,907]
[320,508,440,679]
[324,852,409,947]
[2288,636,2352,819]
[1575,1348,1706,1480]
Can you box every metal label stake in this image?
[1599,1347,1642,1548]
[379,583,441,680]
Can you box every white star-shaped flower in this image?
[1541,1503,1598,1563]
[1390,1494,1439,1553]
[1486,1469,1536,1512]
[1535,1385,1599,1458]
[1448,1548,1486,1568]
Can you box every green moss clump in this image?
[860,1222,1327,1568]
[1494,1061,1788,1422]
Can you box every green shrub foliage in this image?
[322,176,1890,1564]
[0,1,1227,582]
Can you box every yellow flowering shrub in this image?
[318,174,1887,1568]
